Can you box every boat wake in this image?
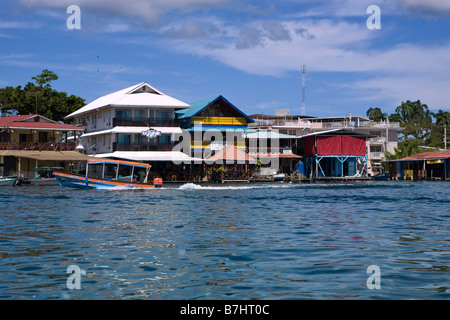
[177,183,292,190]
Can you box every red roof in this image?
[0,114,83,131]
[400,150,450,161]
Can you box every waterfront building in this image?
[175,95,254,158]
[64,82,200,166]
[384,150,450,180]
[249,110,403,176]
[297,129,373,178]
[0,114,87,178]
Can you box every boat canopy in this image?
[87,158,151,169]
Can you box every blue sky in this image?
[1,0,450,119]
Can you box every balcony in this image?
[0,142,76,151]
[368,137,385,143]
[112,117,180,127]
[112,142,175,152]
[370,152,384,159]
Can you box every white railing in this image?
[370,152,384,159]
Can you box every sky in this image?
[1,0,450,119]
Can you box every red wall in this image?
[304,135,366,156]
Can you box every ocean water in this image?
[0,181,449,300]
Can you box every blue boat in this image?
[53,158,163,189]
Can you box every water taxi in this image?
[53,158,163,189]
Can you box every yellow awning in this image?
[0,150,89,161]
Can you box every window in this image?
[118,134,131,145]
[370,146,382,153]
[156,111,172,126]
[157,111,171,120]
[116,110,131,119]
[288,130,297,136]
[135,110,144,119]
[135,134,142,144]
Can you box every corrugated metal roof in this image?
[176,95,254,123]
[0,114,83,131]
[298,129,375,138]
[207,145,256,164]
[93,151,203,162]
[0,150,89,161]
[66,82,190,119]
[398,150,450,161]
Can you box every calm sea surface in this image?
[0,181,449,300]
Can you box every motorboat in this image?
[0,176,17,186]
[53,158,163,189]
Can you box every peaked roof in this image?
[0,114,83,131]
[176,95,254,123]
[65,82,190,119]
[207,145,257,164]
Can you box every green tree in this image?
[425,109,450,149]
[31,69,58,88]
[434,109,450,126]
[366,107,388,122]
[0,70,84,122]
[367,101,447,159]
[385,138,423,160]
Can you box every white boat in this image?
[0,177,18,186]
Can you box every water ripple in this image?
[0,181,449,299]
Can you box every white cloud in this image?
[161,17,450,110]
[394,0,450,14]
[18,0,230,28]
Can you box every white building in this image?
[65,82,198,163]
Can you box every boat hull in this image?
[53,172,162,189]
[373,173,390,181]
[0,177,17,186]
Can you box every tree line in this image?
[366,101,450,159]
[0,69,84,123]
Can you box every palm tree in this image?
[366,107,388,122]
[434,109,450,126]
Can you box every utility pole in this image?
[301,65,306,116]
[445,126,447,150]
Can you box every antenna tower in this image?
[301,65,306,116]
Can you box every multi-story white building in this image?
[65,82,198,163]
[249,110,403,175]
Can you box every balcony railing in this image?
[248,147,294,155]
[370,152,384,159]
[113,142,175,152]
[112,117,180,127]
[0,142,76,151]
